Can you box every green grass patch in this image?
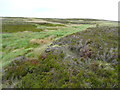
[2,24,92,67]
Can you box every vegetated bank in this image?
[2,20,118,88]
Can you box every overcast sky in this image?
[0,0,119,21]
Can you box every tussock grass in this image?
[2,22,91,67]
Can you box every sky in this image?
[0,0,119,21]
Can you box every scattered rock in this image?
[13,56,28,61]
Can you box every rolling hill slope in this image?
[1,17,119,88]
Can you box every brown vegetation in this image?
[29,35,55,44]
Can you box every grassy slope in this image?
[2,24,91,67]
[1,17,118,88]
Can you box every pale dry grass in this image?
[12,48,25,52]
[30,39,51,44]
[30,35,55,45]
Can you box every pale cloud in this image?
[0,0,119,21]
